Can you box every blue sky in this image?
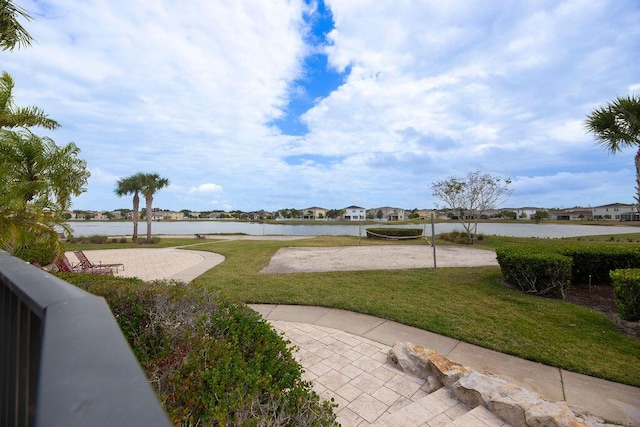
[3,0,639,212]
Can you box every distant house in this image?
[592,203,637,220]
[414,209,435,220]
[208,211,226,219]
[480,209,501,219]
[110,210,124,220]
[302,207,327,220]
[342,205,366,221]
[92,211,109,220]
[512,207,541,220]
[549,209,593,221]
[368,206,405,221]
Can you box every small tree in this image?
[430,170,511,243]
[534,210,549,223]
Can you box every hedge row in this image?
[59,274,338,426]
[560,246,640,285]
[610,269,640,321]
[496,247,571,298]
[366,227,423,239]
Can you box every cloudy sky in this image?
[3,0,639,212]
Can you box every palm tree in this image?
[0,129,90,263]
[114,173,145,241]
[0,0,33,51]
[140,173,170,242]
[586,95,640,205]
[0,71,60,130]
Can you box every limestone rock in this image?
[388,341,437,379]
[526,400,586,427]
[428,351,470,387]
[388,342,601,427]
[388,341,469,387]
[451,371,507,407]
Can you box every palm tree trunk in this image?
[132,192,139,242]
[146,194,153,242]
[636,148,640,209]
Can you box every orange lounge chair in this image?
[73,250,124,273]
[55,255,113,275]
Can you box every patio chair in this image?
[55,254,113,275]
[74,250,124,273]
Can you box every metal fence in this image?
[0,251,170,427]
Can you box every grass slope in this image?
[189,235,640,387]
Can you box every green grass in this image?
[186,235,640,387]
[62,237,215,251]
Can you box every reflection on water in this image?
[66,220,640,239]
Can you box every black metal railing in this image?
[0,251,170,427]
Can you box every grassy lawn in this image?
[186,235,640,387]
[62,237,215,250]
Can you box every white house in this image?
[512,207,541,220]
[342,205,366,221]
[592,203,637,220]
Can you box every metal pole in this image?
[431,212,437,269]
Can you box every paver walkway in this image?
[267,319,508,426]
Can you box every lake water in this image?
[66,220,640,239]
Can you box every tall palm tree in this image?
[140,173,170,242]
[0,0,33,51]
[0,128,90,264]
[0,71,60,129]
[586,95,640,205]
[114,173,145,241]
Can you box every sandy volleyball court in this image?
[261,245,498,273]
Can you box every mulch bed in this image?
[565,284,639,338]
[565,284,617,316]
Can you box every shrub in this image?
[561,246,640,285]
[366,227,423,239]
[610,269,640,321]
[439,231,485,244]
[496,247,571,299]
[138,237,161,245]
[61,274,338,426]
[13,243,60,266]
[67,234,110,244]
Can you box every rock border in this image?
[388,342,615,427]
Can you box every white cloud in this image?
[189,183,224,195]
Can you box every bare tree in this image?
[431,170,511,243]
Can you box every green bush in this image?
[60,275,338,426]
[496,247,571,299]
[439,231,485,244]
[67,234,110,244]
[13,243,60,266]
[366,227,423,239]
[610,269,640,321]
[562,246,640,285]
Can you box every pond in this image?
[65,220,640,239]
